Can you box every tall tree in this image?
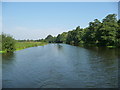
[83,19,101,46]
[66,26,84,46]
[116,19,120,47]
[98,14,118,46]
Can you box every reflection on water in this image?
[56,44,63,49]
[2,44,118,88]
[2,53,15,61]
[2,53,15,69]
[0,54,2,89]
[85,47,118,87]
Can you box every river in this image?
[2,44,119,88]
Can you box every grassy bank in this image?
[106,46,116,49]
[0,42,47,53]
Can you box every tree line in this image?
[44,14,120,47]
[1,14,120,52]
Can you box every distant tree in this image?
[74,26,84,45]
[45,35,55,43]
[38,39,45,42]
[55,32,68,43]
[66,26,84,46]
[66,30,75,45]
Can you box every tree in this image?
[45,35,56,43]
[44,14,119,47]
[116,19,120,47]
[73,26,84,46]
[97,14,118,46]
[0,34,2,51]
[66,30,75,45]
[55,32,68,43]
[83,19,101,46]
[2,33,16,52]
[66,26,84,46]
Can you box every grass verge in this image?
[107,46,116,49]
[0,42,47,53]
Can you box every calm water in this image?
[2,44,119,88]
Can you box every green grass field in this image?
[0,42,47,53]
[15,42,47,51]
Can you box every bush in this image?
[0,35,2,51]
[2,33,16,52]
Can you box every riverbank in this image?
[0,42,117,54]
[0,42,48,53]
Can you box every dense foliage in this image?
[0,34,2,51]
[44,35,56,43]
[45,14,120,47]
[2,34,16,52]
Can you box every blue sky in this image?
[0,2,2,34]
[2,2,118,40]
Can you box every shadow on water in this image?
[84,47,118,65]
[2,52,16,88]
[2,52,16,69]
[83,47,118,87]
[63,46,118,87]
[2,52,15,61]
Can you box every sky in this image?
[0,2,2,34]
[2,2,118,40]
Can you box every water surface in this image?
[2,44,118,88]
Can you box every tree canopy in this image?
[44,14,120,47]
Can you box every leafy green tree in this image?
[73,26,84,45]
[116,19,120,47]
[0,34,2,51]
[66,26,84,46]
[2,33,16,52]
[45,35,56,43]
[44,14,119,47]
[66,30,75,45]
[83,19,102,46]
[55,34,62,43]
[97,14,118,46]
[55,32,68,43]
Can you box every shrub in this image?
[2,33,16,52]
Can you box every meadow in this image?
[0,41,47,53]
[15,42,47,51]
